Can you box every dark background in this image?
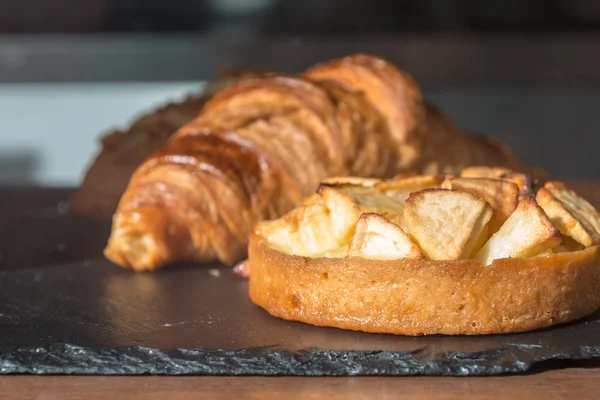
[0,0,599,182]
[2,1,600,35]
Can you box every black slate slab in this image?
[1,188,600,376]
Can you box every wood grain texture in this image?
[1,366,600,400]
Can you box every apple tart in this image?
[248,167,600,335]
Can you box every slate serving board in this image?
[1,188,600,376]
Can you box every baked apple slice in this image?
[347,213,424,260]
[322,184,406,226]
[404,189,493,260]
[460,166,513,179]
[476,196,561,265]
[441,177,519,233]
[536,181,600,247]
[320,176,382,187]
[256,184,406,257]
[375,174,448,203]
[254,203,336,256]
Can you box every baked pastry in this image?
[69,91,210,221]
[102,53,543,271]
[70,69,265,221]
[249,169,600,335]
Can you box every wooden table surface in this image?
[2,182,600,399]
[1,365,599,400]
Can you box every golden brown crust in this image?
[249,235,600,336]
[305,53,425,170]
[314,79,397,178]
[104,76,348,270]
[194,76,345,176]
[69,92,211,221]
[70,71,261,221]
[101,54,544,271]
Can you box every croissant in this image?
[104,54,540,271]
[70,69,265,221]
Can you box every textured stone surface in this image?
[1,190,600,376]
[1,342,600,376]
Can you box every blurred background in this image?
[0,0,599,185]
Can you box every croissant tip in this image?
[104,233,165,272]
[104,209,173,271]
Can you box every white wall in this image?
[0,82,204,186]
